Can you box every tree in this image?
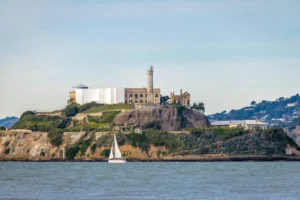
[250,101,257,107]
[20,110,35,119]
[64,105,79,117]
[191,102,205,112]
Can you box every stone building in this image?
[124,88,161,104]
[169,89,191,107]
[69,66,161,105]
[124,66,161,104]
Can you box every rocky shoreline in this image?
[1,155,300,162]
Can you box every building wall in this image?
[69,91,76,104]
[125,88,161,104]
[170,89,191,107]
[74,87,124,105]
[229,124,267,130]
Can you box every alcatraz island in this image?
[1,66,300,162]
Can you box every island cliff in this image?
[1,104,299,161]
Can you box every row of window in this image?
[125,100,146,103]
[125,94,159,98]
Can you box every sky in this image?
[0,0,300,118]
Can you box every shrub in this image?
[64,105,79,117]
[57,118,71,129]
[100,149,111,158]
[80,138,92,156]
[126,132,149,152]
[91,144,97,154]
[79,102,103,113]
[0,126,5,130]
[20,111,35,119]
[95,135,112,148]
[65,143,80,159]
[40,151,45,156]
[100,111,121,124]
[4,148,10,154]
[48,129,64,146]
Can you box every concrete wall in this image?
[75,87,124,105]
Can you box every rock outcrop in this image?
[113,106,210,131]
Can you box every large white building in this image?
[211,120,268,130]
[70,84,124,105]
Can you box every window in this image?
[125,100,128,103]
[155,94,159,98]
[140,100,143,103]
[129,100,132,103]
[135,94,138,98]
[140,94,143,97]
[130,94,133,97]
[135,100,138,103]
[125,94,127,98]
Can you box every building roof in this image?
[73,84,89,89]
[211,120,268,126]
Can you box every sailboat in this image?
[108,134,126,163]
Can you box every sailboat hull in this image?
[108,159,126,164]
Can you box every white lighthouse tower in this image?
[147,66,154,103]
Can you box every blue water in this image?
[0,162,300,200]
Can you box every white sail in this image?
[113,134,122,159]
[109,144,114,159]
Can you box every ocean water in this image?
[0,162,300,200]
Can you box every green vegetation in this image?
[123,127,297,156]
[100,111,121,124]
[65,134,94,159]
[126,132,149,152]
[64,104,79,117]
[100,149,111,158]
[20,111,35,119]
[80,137,93,156]
[48,129,64,146]
[65,143,80,159]
[125,131,184,154]
[209,93,300,126]
[78,102,103,113]
[85,104,134,113]
[191,102,205,112]
[4,148,10,154]
[12,103,127,134]
[13,114,67,132]
[91,144,97,154]
[206,127,247,141]
[40,151,45,156]
[0,126,6,130]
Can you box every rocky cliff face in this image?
[0,131,165,161]
[113,106,210,131]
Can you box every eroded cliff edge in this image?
[113,106,210,131]
[1,128,300,161]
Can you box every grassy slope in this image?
[84,104,134,113]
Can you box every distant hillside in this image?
[0,117,19,128]
[209,94,300,127]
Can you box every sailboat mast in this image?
[113,134,116,158]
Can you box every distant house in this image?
[211,120,268,130]
[287,103,297,107]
